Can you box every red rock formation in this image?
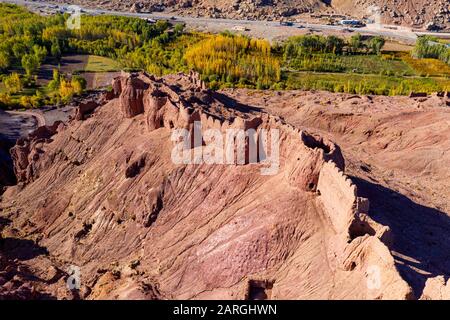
[421,276,450,300]
[10,121,64,184]
[3,72,448,300]
[74,100,99,121]
[119,77,147,117]
[111,75,123,97]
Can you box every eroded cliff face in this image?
[0,72,414,299]
[224,87,450,299]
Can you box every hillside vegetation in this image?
[0,3,449,110]
[185,34,280,89]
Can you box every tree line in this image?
[0,3,184,108]
[184,32,280,89]
[1,2,448,110]
[412,36,450,65]
[282,34,385,67]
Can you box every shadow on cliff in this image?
[0,217,12,228]
[0,254,57,300]
[351,176,450,298]
[0,133,17,191]
[0,220,56,299]
[1,237,49,261]
[211,92,262,114]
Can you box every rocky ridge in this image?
[0,71,447,299]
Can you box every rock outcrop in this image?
[421,276,450,300]
[119,75,150,118]
[1,72,441,300]
[10,121,64,184]
[224,87,450,298]
[74,100,99,121]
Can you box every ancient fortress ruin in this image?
[4,71,414,299]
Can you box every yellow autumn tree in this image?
[4,72,22,94]
[58,76,85,102]
[184,34,280,88]
[59,78,74,101]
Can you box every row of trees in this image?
[285,73,449,96]
[0,3,186,76]
[2,2,448,106]
[184,33,281,89]
[0,4,67,109]
[0,4,64,74]
[0,2,180,70]
[283,34,386,63]
[0,3,186,108]
[412,36,450,65]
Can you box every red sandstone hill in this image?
[0,72,449,299]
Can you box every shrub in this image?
[4,72,22,94]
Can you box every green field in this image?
[287,54,416,76]
[397,52,450,77]
[84,55,120,72]
[338,54,415,75]
[285,72,450,95]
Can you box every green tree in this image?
[350,33,362,53]
[4,72,22,94]
[30,90,44,108]
[412,36,450,65]
[71,75,86,93]
[325,36,345,54]
[47,68,61,91]
[21,53,40,76]
[52,68,60,81]
[12,42,26,59]
[33,45,47,63]
[0,51,10,70]
[51,40,61,59]
[155,20,169,33]
[0,93,11,108]
[370,36,385,55]
[20,95,32,108]
[173,23,185,36]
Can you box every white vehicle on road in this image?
[232,25,249,32]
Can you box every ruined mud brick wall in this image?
[113,72,349,192]
[317,161,363,235]
[5,71,415,300]
[316,160,393,246]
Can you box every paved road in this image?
[4,0,450,44]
